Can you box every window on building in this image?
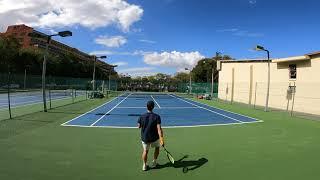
[20,32,26,36]
[289,64,296,79]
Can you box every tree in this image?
[173,72,189,83]
[0,36,21,73]
[191,55,233,83]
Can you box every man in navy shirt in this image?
[138,100,164,171]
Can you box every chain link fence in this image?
[0,73,118,121]
[218,81,320,119]
[177,82,218,98]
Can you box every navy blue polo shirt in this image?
[138,112,161,143]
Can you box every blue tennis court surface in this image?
[62,93,262,128]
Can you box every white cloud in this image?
[95,35,127,48]
[139,39,156,44]
[216,28,239,32]
[143,51,205,71]
[118,67,157,77]
[217,28,264,37]
[0,0,143,32]
[112,61,128,67]
[249,0,257,5]
[233,31,264,37]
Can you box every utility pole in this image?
[212,52,221,99]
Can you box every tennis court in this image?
[0,90,85,109]
[62,93,262,128]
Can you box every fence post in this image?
[290,82,296,116]
[7,67,12,119]
[225,83,228,102]
[231,68,234,104]
[249,65,253,105]
[286,82,291,111]
[253,82,257,109]
[49,87,52,109]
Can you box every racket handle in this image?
[160,137,165,147]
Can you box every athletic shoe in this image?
[151,160,158,168]
[142,164,148,171]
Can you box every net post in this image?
[72,88,75,103]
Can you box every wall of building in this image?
[0,25,33,48]
[218,57,320,115]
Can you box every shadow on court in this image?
[152,155,208,173]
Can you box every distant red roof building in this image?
[1,24,115,74]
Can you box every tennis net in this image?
[110,91,194,99]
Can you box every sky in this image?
[0,0,319,76]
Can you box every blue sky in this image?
[1,0,319,76]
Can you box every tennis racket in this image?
[163,146,175,164]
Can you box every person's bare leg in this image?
[154,147,160,160]
[142,149,148,165]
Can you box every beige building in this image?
[218,51,320,115]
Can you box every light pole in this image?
[203,52,221,99]
[185,68,192,94]
[91,55,107,91]
[254,45,270,112]
[29,30,72,112]
[213,52,221,98]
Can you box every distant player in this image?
[137,100,164,171]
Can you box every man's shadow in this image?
[152,155,208,173]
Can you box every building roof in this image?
[220,50,320,64]
[220,59,269,63]
[272,55,310,63]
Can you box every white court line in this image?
[90,93,132,126]
[60,96,120,126]
[151,95,161,108]
[62,120,263,129]
[177,95,263,122]
[115,106,199,109]
[169,94,243,123]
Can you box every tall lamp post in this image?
[185,68,192,94]
[29,30,72,112]
[213,52,221,98]
[203,52,221,99]
[254,45,271,112]
[92,55,107,91]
